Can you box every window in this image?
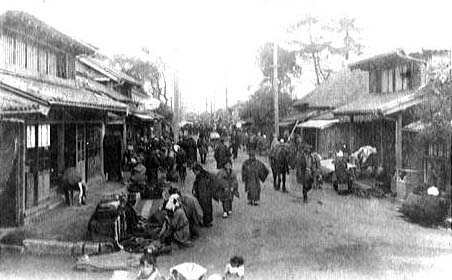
[0,32,72,79]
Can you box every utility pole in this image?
[173,70,180,143]
[206,98,208,113]
[273,42,279,138]
[225,87,228,112]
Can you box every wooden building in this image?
[288,69,368,158]
[76,55,163,150]
[0,11,127,227]
[333,50,428,197]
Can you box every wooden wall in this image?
[0,29,74,79]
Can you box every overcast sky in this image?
[1,0,452,112]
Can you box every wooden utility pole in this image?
[225,87,228,112]
[273,42,279,138]
[173,70,180,143]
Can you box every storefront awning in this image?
[297,119,339,130]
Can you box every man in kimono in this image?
[241,149,269,206]
[168,188,203,240]
[214,138,231,169]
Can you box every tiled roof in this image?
[333,90,423,116]
[280,111,320,126]
[78,56,142,86]
[77,76,131,103]
[0,73,127,112]
[0,11,95,55]
[293,70,368,109]
[0,89,49,115]
[348,50,426,71]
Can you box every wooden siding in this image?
[0,31,74,79]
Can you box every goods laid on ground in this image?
[76,250,141,271]
[87,195,127,243]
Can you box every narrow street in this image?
[1,148,452,279]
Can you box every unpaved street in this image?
[1,148,452,279]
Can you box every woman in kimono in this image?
[217,161,239,218]
[241,149,269,206]
[192,164,217,227]
[160,194,192,248]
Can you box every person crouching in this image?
[159,194,193,248]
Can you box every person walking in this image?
[192,164,217,227]
[230,131,241,160]
[214,138,231,169]
[217,161,239,218]
[197,135,209,164]
[241,149,269,206]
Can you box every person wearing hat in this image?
[174,144,187,183]
[214,137,231,169]
[216,160,239,218]
[241,148,269,206]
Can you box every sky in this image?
[1,0,452,113]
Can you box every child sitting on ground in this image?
[224,256,244,280]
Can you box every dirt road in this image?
[1,148,452,279]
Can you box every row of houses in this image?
[284,49,452,197]
[0,11,167,227]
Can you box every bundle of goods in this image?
[88,195,127,242]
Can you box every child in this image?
[136,252,164,280]
[224,256,244,280]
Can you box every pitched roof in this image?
[76,76,131,103]
[78,56,142,86]
[333,90,424,116]
[293,70,368,109]
[280,110,320,126]
[0,72,127,112]
[0,11,95,55]
[0,89,49,115]
[348,50,426,71]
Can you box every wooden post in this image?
[273,42,279,138]
[395,113,403,171]
[380,118,384,167]
[122,118,127,157]
[100,122,106,180]
[349,115,354,151]
[57,123,65,175]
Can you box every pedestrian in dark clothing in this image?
[217,161,239,218]
[294,145,314,202]
[192,164,217,227]
[197,136,209,164]
[145,147,161,187]
[175,145,187,183]
[230,131,241,159]
[214,138,231,169]
[241,149,269,206]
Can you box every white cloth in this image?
[427,186,440,196]
[170,262,207,280]
[165,194,180,211]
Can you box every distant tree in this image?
[413,61,452,189]
[290,15,364,84]
[154,102,173,123]
[239,85,293,133]
[258,42,302,95]
[112,54,167,103]
[290,15,334,85]
[325,17,364,61]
